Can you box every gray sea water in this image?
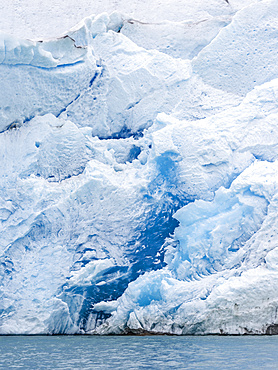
[0,335,278,369]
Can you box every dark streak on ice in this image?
[6,60,85,70]
[56,94,81,118]
[89,71,99,87]
[56,66,103,118]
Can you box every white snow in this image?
[0,0,253,40]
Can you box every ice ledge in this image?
[0,12,126,68]
[67,12,124,47]
[0,33,87,68]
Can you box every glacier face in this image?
[1,0,278,335]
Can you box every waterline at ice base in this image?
[1,0,278,335]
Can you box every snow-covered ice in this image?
[1,0,278,335]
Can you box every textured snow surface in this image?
[1,0,278,335]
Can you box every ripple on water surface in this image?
[0,335,278,369]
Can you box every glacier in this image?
[1,0,278,335]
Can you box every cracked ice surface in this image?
[1,0,278,335]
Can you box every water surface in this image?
[1,335,278,369]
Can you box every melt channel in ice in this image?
[1,0,278,335]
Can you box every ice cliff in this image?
[1,0,278,335]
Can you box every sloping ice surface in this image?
[1,0,278,334]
